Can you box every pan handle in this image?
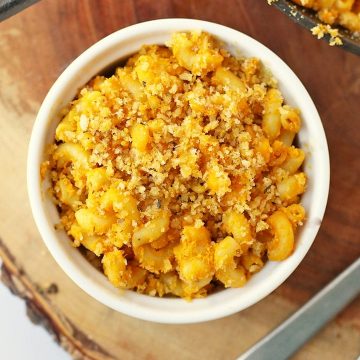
[0,0,40,22]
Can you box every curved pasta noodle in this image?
[159,272,185,297]
[214,236,247,288]
[86,167,109,192]
[55,109,77,142]
[75,208,115,235]
[174,226,214,295]
[281,147,305,174]
[55,175,80,209]
[102,249,147,289]
[222,211,252,247]
[117,68,145,101]
[339,11,360,32]
[101,188,140,222]
[241,252,264,274]
[335,0,354,11]
[170,32,223,76]
[279,105,301,133]
[133,242,175,274]
[267,210,294,261]
[278,129,296,146]
[53,143,90,170]
[132,211,170,248]
[81,234,107,256]
[277,172,306,201]
[270,140,289,167]
[281,204,306,227]
[212,67,246,93]
[262,88,283,141]
[69,222,109,256]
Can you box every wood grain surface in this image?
[0,1,359,359]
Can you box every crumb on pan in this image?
[291,0,360,34]
[311,24,343,45]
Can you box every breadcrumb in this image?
[45,31,307,299]
[311,24,343,46]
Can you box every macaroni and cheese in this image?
[44,31,307,299]
[292,0,360,33]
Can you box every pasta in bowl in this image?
[28,19,329,323]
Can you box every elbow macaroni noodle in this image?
[44,31,307,299]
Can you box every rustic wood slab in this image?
[0,1,359,359]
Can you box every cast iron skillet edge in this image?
[271,0,360,56]
[0,0,40,22]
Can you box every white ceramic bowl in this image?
[27,18,330,324]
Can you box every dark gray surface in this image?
[0,0,39,21]
[237,258,360,360]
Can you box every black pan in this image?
[0,0,39,21]
[271,0,360,56]
[1,0,359,56]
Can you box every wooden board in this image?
[0,1,359,359]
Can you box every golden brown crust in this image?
[44,32,306,299]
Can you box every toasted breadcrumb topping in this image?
[311,24,343,45]
[45,31,306,299]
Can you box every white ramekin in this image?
[27,18,330,324]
